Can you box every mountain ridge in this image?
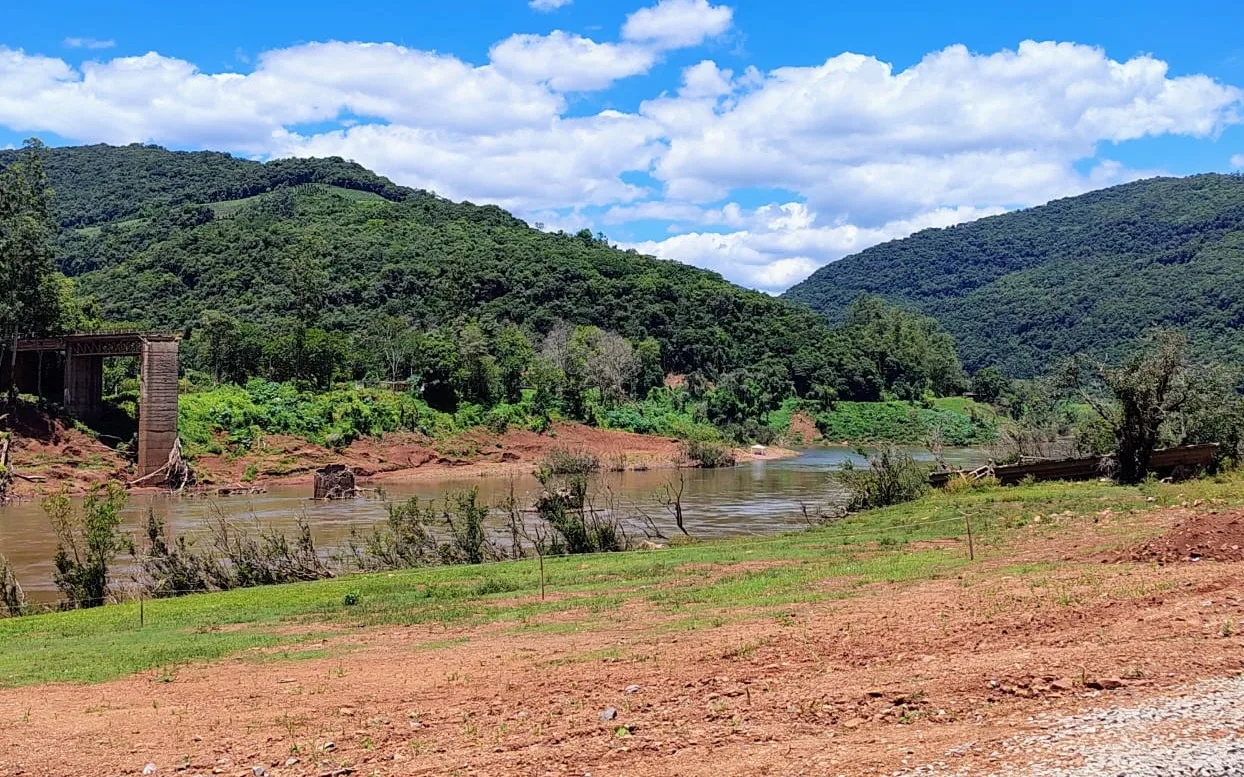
[783,173,1244,376]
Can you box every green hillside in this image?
[783,174,1244,377]
[0,143,414,229]
[10,143,967,415]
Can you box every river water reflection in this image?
[0,446,987,600]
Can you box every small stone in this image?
[1051,678,1074,692]
[599,707,618,721]
[284,759,299,768]
[841,718,865,730]
[321,741,336,752]
[143,765,157,776]
[625,685,641,694]
[252,767,267,777]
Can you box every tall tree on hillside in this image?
[0,139,60,404]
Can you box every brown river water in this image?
[0,447,987,601]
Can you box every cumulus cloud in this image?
[529,0,572,10]
[622,0,733,50]
[275,111,665,212]
[63,37,115,50]
[489,31,654,91]
[626,203,1006,292]
[1231,153,1244,168]
[648,41,1240,223]
[0,30,1239,291]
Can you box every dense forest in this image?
[1,142,977,448]
[783,174,1244,377]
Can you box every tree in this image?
[0,139,60,403]
[1064,330,1192,484]
[494,325,534,404]
[365,314,417,382]
[190,311,262,384]
[456,322,500,406]
[971,367,1011,404]
[633,337,664,397]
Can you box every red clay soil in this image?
[3,512,1244,776]
[786,411,822,444]
[4,404,130,499]
[1114,509,1244,564]
[6,413,794,498]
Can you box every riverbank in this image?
[3,410,797,499]
[2,474,1243,775]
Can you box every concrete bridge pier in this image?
[138,339,180,478]
[64,354,104,423]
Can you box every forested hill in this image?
[0,143,424,228]
[24,143,966,405]
[783,174,1244,377]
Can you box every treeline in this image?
[177,293,968,444]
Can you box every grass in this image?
[4,471,1243,688]
[816,397,999,446]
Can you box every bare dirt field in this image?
[3,508,1244,776]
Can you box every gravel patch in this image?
[900,676,1244,776]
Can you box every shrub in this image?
[132,511,216,598]
[344,490,501,571]
[836,446,929,511]
[208,515,333,587]
[534,472,628,555]
[0,556,25,617]
[682,438,736,469]
[537,448,601,477]
[45,482,130,609]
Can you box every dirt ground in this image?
[6,415,794,500]
[3,509,1244,776]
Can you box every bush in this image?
[836,446,930,511]
[682,438,736,469]
[132,511,216,598]
[208,515,333,587]
[534,472,628,555]
[0,556,25,617]
[45,482,130,609]
[537,448,601,477]
[344,489,501,571]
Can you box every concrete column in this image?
[63,353,103,422]
[138,339,179,479]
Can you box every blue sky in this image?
[3,0,1243,290]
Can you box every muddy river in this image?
[0,447,987,600]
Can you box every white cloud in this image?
[0,43,562,150]
[1231,153,1244,168]
[649,41,1240,224]
[63,37,115,50]
[622,0,733,50]
[275,110,664,212]
[0,32,1239,292]
[529,0,572,10]
[627,203,1006,292]
[489,31,654,91]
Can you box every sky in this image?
[3,0,1244,292]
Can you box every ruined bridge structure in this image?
[13,332,179,480]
